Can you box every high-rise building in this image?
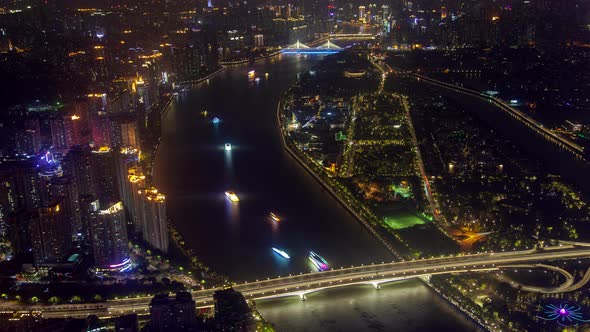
[50,114,84,150]
[90,201,128,268]
[14,118,41,155]
[128,168,146,235]
[91,147,118,203]
[0,159,41,213]
[254,34,264,47]
[110,113,138,149]
[64,147,96,198]
[115,149,140,231]
[359,6,366,23]
[91,112,111,148]
[28,199,72,264]
[138,187,168,253]
[149,292,197,331]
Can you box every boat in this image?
[248,70,255,77]
[225,143,232,151]
[272,247,290,259]
[225,191,239,202]
[270,212,280,222]
[212,117,220,124]
[309,251,329,270]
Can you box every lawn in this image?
[383,211,428,229]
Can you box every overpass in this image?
[11,245,590,319]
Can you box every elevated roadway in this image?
[8,245,590,319]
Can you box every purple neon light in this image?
[109,257,131,268]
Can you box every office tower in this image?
[90,202,128,268]
[149,292,197,331]
[138,187,168,253]
[28,199,72,264]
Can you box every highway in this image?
[5,245,589,319]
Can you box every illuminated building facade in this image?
[359,6,366,22]
[138,187,169,253]
[90,201,129,268]
[115,149,140,230]
[128,168,146,235]
[254,34,264,47]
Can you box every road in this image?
[410,72,585,160]
[5,245,589,319]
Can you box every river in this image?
[153,53,477,331]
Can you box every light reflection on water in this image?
[257,279,479,332]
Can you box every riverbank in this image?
[177,66,225,85]
[219,50,282,65]
[276,96,495,332]
[276,100,404,259]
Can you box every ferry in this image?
[272,247,290,259]
[270,212,280,222]
[225,143,232,151]
[225,191,239,202]
[309,251,329,271]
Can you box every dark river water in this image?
[153,54,477,331]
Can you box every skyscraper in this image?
[28,199,72,264]
[90,201,129,268]
[91,146,118,203]
[138,187,168,253]
[128,168,146,235]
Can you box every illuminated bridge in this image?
[281,40,343,54]
[13,245,590,319]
